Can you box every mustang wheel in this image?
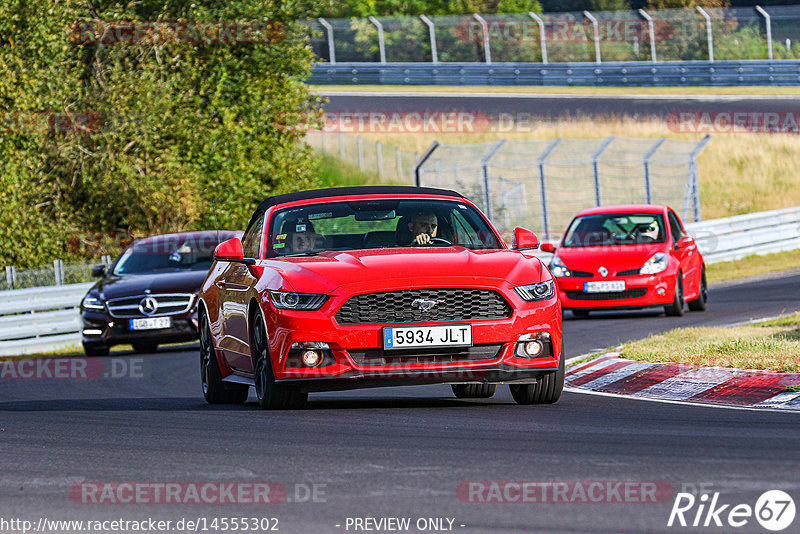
[251,310,307,410]
[451,384,497,399]
[688,266,708,312]
[200,312,248,404]
[509,354,565,405]
[664,274,685,317]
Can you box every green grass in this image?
[316,153,386,188]
[618,314,800,372]
[312,85,800,96]
[708,249,800,284]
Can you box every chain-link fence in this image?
[306,131,420,183]
[414,136,710,238]
[2,257,111,291]
[308,5,800,64]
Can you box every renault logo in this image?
[139,297,158,316]
[411,298,445,312]
[598,266,609,277]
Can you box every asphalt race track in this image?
[1,273,799,533]
[322,91,800,121]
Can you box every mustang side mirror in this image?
[214,238,255,265]
[91,265,106,278]
[540,242,556,253]
[512,227,540,250]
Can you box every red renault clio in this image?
[541,205,707,318]
[198,186,564,409]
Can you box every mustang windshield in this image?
[113,235,219,275]
[268,200,502,256]
[562,213,667,247]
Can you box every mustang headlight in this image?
[81,295,105,311]
[269,291,328,310]
[640,252,668,275]
[549,256,571,278]
[515,279,555,301]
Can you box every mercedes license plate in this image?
[129,317,171,330]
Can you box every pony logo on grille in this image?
[411,298,445,312]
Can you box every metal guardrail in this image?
[686,207,800,264]
[0,283,92,357]
[309,60,800,86]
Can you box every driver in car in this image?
[407,210,438,245]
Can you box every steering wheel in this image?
[412,237,452,246]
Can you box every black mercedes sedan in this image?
[80,231,240,356]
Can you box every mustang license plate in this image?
[129,317,172,330]
[584,281,626,293]
[383,325,472,350]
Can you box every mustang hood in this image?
[264,247,546,294]
[555,243,666,274]
[93,270,208,300]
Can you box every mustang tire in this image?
[251,310,307,410]
[509,353,565,405]
[451,384,497,399]
[200,312,248,404]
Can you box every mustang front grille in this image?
[335,289,512,325]
[565,288,647,301]
[348,344,504,366]
[106,293,195,318]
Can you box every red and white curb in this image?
[565,354,800,410]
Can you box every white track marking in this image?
[632,367,737,401]
[755,391,800,408]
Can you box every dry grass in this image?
[619,323,800,372]
[707,249,800,283]
[313,85,800,96]
[344,116,800,220]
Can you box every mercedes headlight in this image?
[515,279,555,301]
[550,256,571,278]
[640,253,668,275]
[81,295,105,311]
[269,291,328,310]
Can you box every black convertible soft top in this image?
[245,186,464,232]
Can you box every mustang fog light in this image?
[657,288,666,296]
[524,340,544,357]
[302,350,322,367]
[515,332,551,359]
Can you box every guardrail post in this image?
[419,15,438,64]
[472,14,492,64]
[583,11,602,63]
[638,9,657,63]
[368,16,386,64]
[537,139,561,240]
[318,18,336,65]
[357,136,365,171]
[102,255,112,267]
[755,6,773,60]
[376,141,383,178]
[643,138,666,204]
[5,266,15,289]
[687,134,712,222]
[528,12,547,64]
[696,7,714,62]
[414,141,441,186]
[481,140,507,220]
[53,259,64,286]
[321,131,327,154]
[591,137,615,206]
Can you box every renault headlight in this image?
[550,256,571,278]
[515,279,555,301]
[269,291,328,310]
[81,295,105,311]
[640,253,668,275]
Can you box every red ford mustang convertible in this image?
[541,205,707,317]
[199,186,563,409]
